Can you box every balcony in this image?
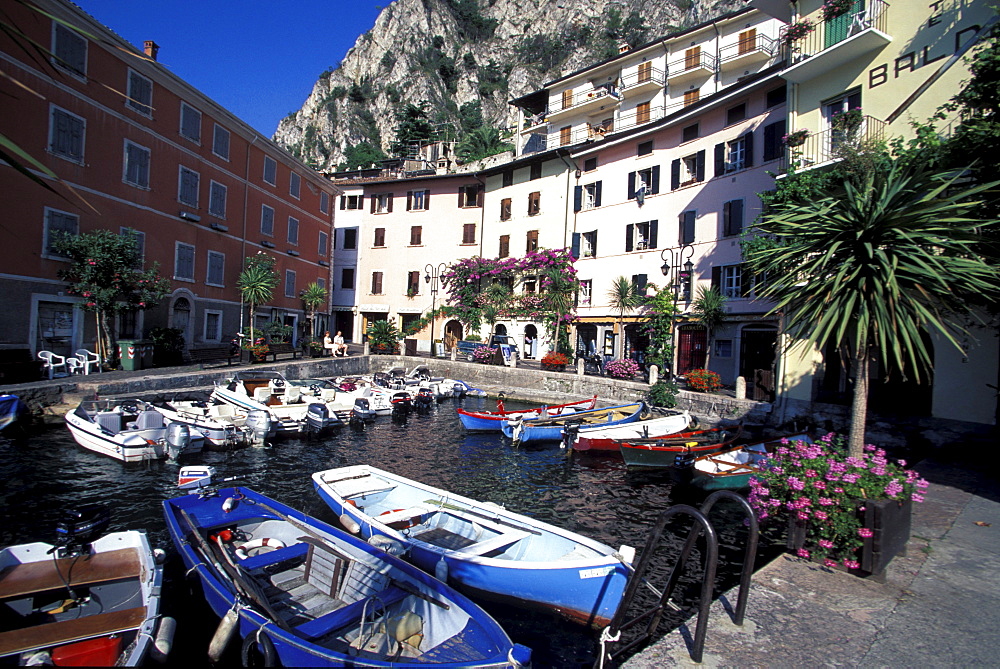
[719,33,777,70]
[779,115,886,173]
[546,85,622,121]
[521,130,548,156]
[616,103,666,133]
[620,66,666,97]
[667,50,718,84]
[781,0,891,84]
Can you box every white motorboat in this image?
[297,377,394,416]
[211,370,352,434]
[152,397,273,449]
[64,398,203,462]
[406,366,465,400]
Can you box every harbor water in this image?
[0,395,774,667]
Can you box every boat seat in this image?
[375,507,434,529]
[302,537,349,598]
[328,476,397,500]
[254,387,272,403]
[240,541,311,571]
[129,410,164,430]
[456,530,529,556]
[0,606,147,656]
[0,547,142,599]
[283,386,302,403]
[295,584,408,640]
[96,412,122,434]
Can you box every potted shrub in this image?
[244,339,269,363]
[367,319,402,355]
[305,339,324,358]
[782,128,810,148]
[472,346,499,364]
[749,434,927,575]
[822,0,856,21]
[783,19,814,46]
[605,358,641,380]
[540,351,569,371]
[685,368,722,393]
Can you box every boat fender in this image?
[150,615,176,663]
[234,537,286,560]
[208,607,239,663]
[368,534,407,556]
[435,556,449,583]
[153,547,167,564]
[339,513,361,534]
[241,627,278,668]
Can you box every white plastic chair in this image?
[66,357,84,375]
[37,351,68,379]
[74,349,101,375]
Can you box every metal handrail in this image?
[719,33,777,62]
[547,85,622,116]
[620,66,666,90]
[780,115,886,172]
[667,50,718,76]
[780,0,889,62]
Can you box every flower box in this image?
[541,363,566,372]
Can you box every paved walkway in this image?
[623,443,1000,667]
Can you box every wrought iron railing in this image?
[779,115,886,172]
[719,33,777,63]
[546,85,621,116]
[667,50,718,77]
[620,66,666,90]
[781,0,889,62]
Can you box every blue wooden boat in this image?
[312,465,635,629]
[163,484,530,667]
[0,394,28,433]
[456,395,597,432]
[500,401,646,444]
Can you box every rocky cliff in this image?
[273,0,745,171]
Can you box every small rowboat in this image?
[502,402,647,444]
[456,395,598,432]
[618,425,744,469]
[566,410,694,451]
[690,433,813,490]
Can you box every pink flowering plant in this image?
[472,345,498,363]
[605,358,641,379]
[748,433,928,569]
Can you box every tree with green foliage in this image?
[746,160,1000,457]
[456,127,513,163]
[367,318,402,353]
[392,102,435,156]
[640,285,677,375]
[338,142,387,171]
[237,253,278,345]
[300,282,328,339]
[53,229,171,367]
[607,276,643,359]
[691,285,727,369]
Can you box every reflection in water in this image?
[0,396,775,667]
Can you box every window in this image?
[459,184,483,207]
[126,70,152,116]
[317,277,326,291]
[715,132,754,174]
[530,163,542,180]
[343,228,357,249]
[212,124,230,160]
[726,103,747,126]
[49,106,85,163]
[174,242,195,281]
[499,235,510,258]
[626,220,658,251]
[120,227,145,268]
[581,230,597,258]
[502,169,513,187]
[44,208,78,258]
[574,181,602,212]
[560,126,572,146]
[679,210,696,245]
[320,191,330,214]
[318,231,329,257]
[53,23,86,77]
[287,217,299,245]
[528,191,540,216]
[638,60,652,83]
[407,189,429,211]
[583,157,598,172]
[526,230,539,253]
[289,172,301,199]
[682,123,699,143]
[407,271,421,295]
[824,90,863,144]
[685,46,701,70]
[723,199,744,237]
[523,275,537,293]
[766,85,787,108]
[715,339,733,357]
[500,197,512,221]
[763,120,786,162]
[206,251,225,286]
[637,140,653,156]
[371,271,383,294]
[342,194,363,209]
[463,223,476,244]
[208,181,227,218]
[673,150,705,189]
[561,88,573,110]
[631,274,648,293]
[204,311,223,342]
[178,166,200,206]
[636,102,651,124]
[260,205,274,236]
[180,103,201,142]
[579,279,592,306]
[716,265,743,299]
[284,270,296,298]
[410,226,422,245]
[628,167,659,201]
[374,228,386,247]
[371,192,393,213]
[341,268,355,289]
[683,89,700,107]
[263,156,277,185]
[738,28,757,54]
[123,140,150,188]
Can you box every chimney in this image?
[144,40,159,61]
[618,41,630,54]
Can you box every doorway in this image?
[677,326,707,375]
[523,324,538,359]
[740,327,778,402]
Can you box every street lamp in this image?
[424,263,447,357]
[659,245,694,378]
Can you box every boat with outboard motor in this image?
[0,504,171,666]
[152,395,272,449]
[312,465,635,630]
[64,398,204,462]
[456,395,599,432]
[164,467,531,668]
[211,370,353,434]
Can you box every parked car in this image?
[456,336,520,362]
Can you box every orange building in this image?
[0,0,338,360]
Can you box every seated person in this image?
[333,331,349,356]
[323,331,335,356]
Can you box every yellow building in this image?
[752,0,998,429]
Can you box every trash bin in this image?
[117,339,150,371]
[138,340,154,369]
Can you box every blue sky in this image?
[75,0,386,136]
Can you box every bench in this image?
[0,547,141,599]
[456,530,530,557]
[187,346,236,366]
[0,606,147,656]
[262,342,300,361]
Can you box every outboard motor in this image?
[53,504,111,556]
[351,397,374,421]
[373,372,390,388]
[244,409,271,447]
[414,387,434,413]
[165,422,191,460]
[562,424,580,450]
[451,382,465,398]
[306,403,330,433]
[390,391,412,416]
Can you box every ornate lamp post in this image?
[659,245,694,378]
[424,263,447,357]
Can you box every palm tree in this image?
[691,285,727,369]
[300,282,328,339]
[237,254,278,345]
[747,160,999,456]
[456,127,513,163]
[535,266,577,354]
[607,276,643,359]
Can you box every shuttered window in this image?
[123,141,150,188]
[178,167,199,206]
[175,243,195,281]
[49,106,85,162]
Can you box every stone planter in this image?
[541,363,566,372]
[787,498,912,577]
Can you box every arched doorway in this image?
[444,320,463,352]
[170,296,192,347]
[523,324,538,359]
[740,326,778,402]
[494,323,508,336]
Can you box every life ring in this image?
[235,537,286,560]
